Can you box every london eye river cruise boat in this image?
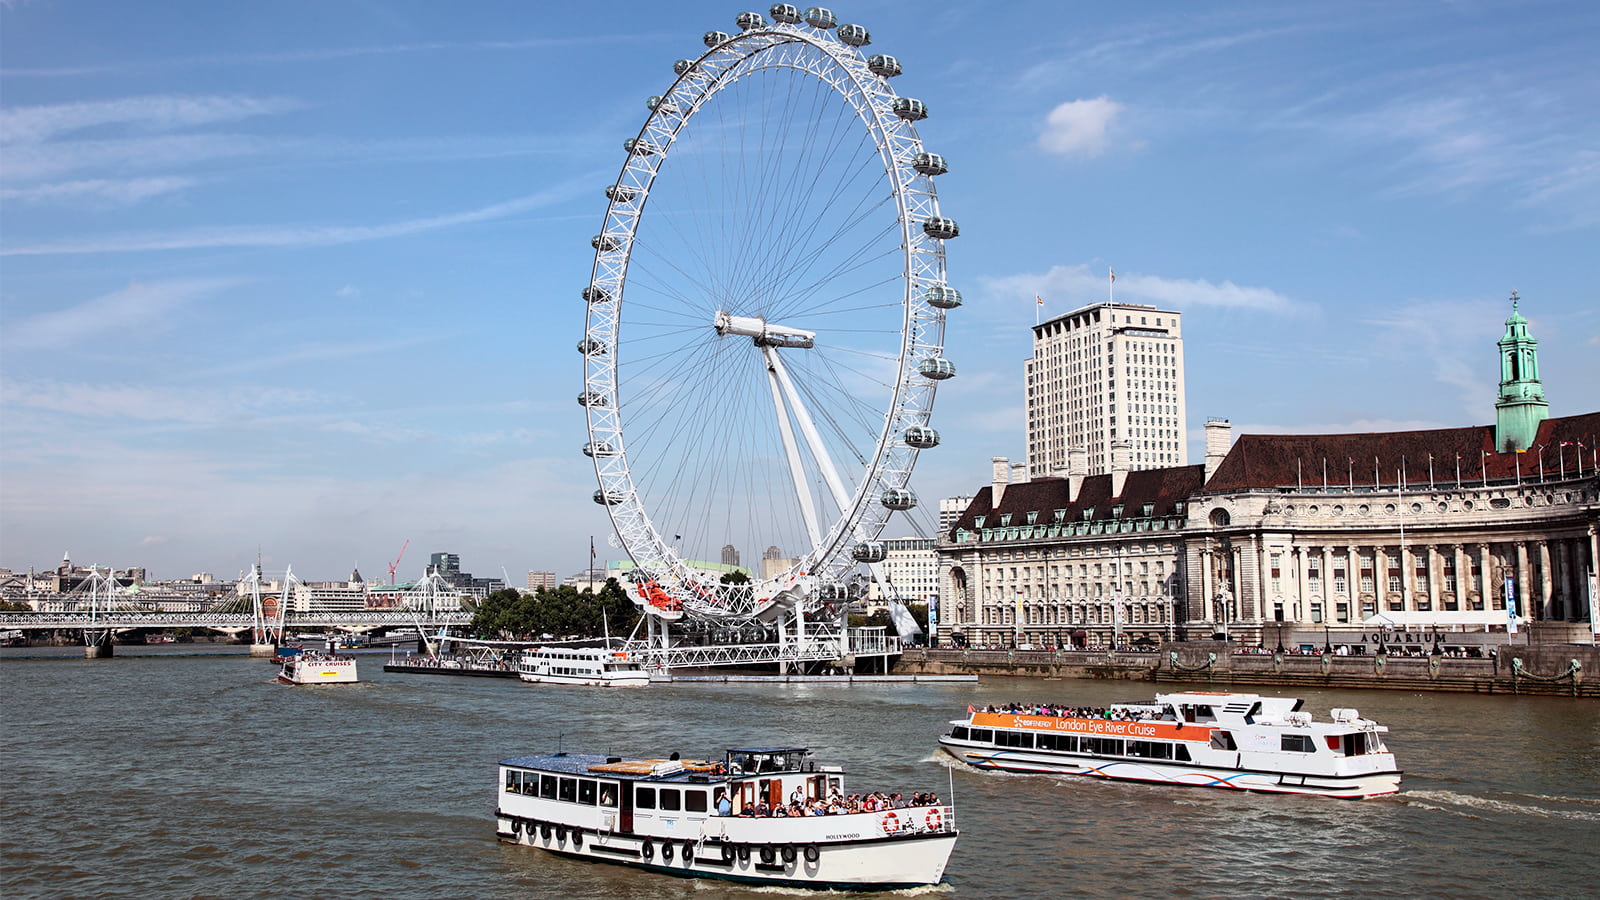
[276,652,358,685]
[939,691,1400,798]
[516,645,650,687]
[496,747,958,889]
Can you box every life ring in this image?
[780,845,797,864]
[925,808,944,831]
[510,818,523,836]
[682,841,695,864]
[721,842,736,863]
[540,823,552,840]
[881,811,901,833]
[662,841,675,863]
[640,839,654,861]
[736,844,751,862]
[803,844,820,864]
[572,829,584,849]
[555,825,567,842]
[759,845,776,865]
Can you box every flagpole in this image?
[1109,267,1115,303]
[1428,454,1434,490]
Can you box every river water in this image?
[3,646,1597,899]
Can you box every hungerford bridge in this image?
[0,568,903,671]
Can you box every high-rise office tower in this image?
[1026,302,1187,477]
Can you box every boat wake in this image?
[1405,789,1600,823]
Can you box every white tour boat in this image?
[939,690,1400,799]
[516,645,650,687]
[276,652,358,685]
[496,746,958,889]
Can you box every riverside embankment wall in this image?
[893,641,1599,698]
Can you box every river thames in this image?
[3,646,1597,899]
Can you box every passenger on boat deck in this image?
[715,790,731,817]
[790,786,805,805]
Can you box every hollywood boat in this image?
[516,645,650,687]
[495,747,958,889]
[277,652,358,685]
[939,690,1400,798]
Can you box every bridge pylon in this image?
[243,562,289,657]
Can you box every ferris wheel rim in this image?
[581,16,953,619]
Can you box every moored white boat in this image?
[939,690,1400,799]
[517,645,649,687]
[496,746,957,889]
[277,653,358,685]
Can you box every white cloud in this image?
[984,263,1311,317]
[0,94,302,145]
[4,278,239,349]
[0,376,334,425]
[0,176,197,205]
[1038,96,1123,158]
[335,284,361,299]
[1361,298,1502,422]
[1,178,599,256]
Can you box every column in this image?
[1538,541,1554,621]
[1200,548,1213,625]
[1296,546,1311,623]
[1322,546,1335,623]
[1433,538,1446,608]
[1516,541,1532,621]
[1400,543,1414,611]
[1375,545,1389,610]
[1479,543,1494,610]
[1453,544,1468,611]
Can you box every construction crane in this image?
[387,538,410,585]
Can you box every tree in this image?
[720,570,750,584]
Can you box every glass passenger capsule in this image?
[582,441,616,458]
[893,97,928,121]
[582,286,610,304]
[577,338,606,356]
[851,541,887,563]
[922,216,960,239]
[736,11,767,30]
[803,7,836,29]
[770,4,802,24]
[673,59,694,76]
[924,284,962,309]
[593,489,627,506]
[592,234,623,252]
[645,96,680,114]
[880,488,918,511]
[605,185,637,203]
[903,425,941,449]
[911,151,947,175]
[917,357,957,380]
[837,23,870,46]
[703,30,730,47]
[578,391,608,408]
[623,137,660,156]
[867,54,901,77]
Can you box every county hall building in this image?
[938,301,1599,651]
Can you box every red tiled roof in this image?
[1202,411,1600,492]
[948,464,1207,538]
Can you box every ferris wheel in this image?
[580,6,961,624]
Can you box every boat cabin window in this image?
[1126,740,1175,760]
[1084,737,1124,756]
[558,777,577,803]
[659,788,681,811]
[1281,734,1315,753]
[578,779,598,805]
[599,783,618,807]
[685,790,707,813]
[952,726,969,740]
[505,769,521,792]
[540,775,558,800]
[636,787,656,809]
[1037,734,1080,752]
[996,730,1034,749]
[969,728,993,743]
[1210,731,1237,751]
[1174,744,1191,762]
[1336,733,1377,756]
[1184,705,1217,723]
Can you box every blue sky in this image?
[3,0,1596,584]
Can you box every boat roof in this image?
[500,748,815,782]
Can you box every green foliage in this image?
[0,600,31,611]
[906,602,929,632]
[719,570,750,584]
[470,579,640,640]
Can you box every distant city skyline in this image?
[3,1,1596,580]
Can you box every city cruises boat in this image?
[939,690,1400,799]
[496,746,957,889]
[276,652,359,685]
[517,645,650,687]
